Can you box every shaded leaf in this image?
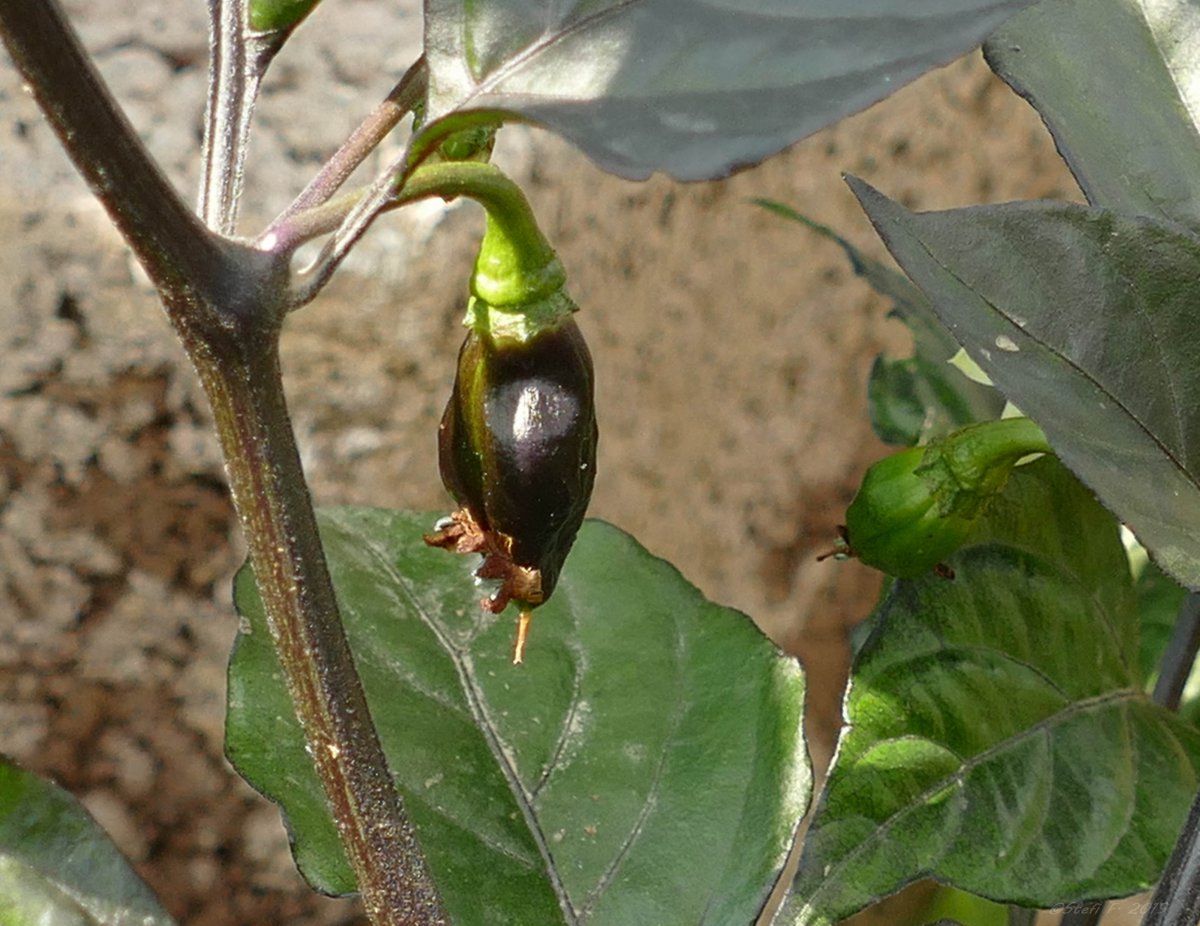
[782,459,1200,925]
[985,0,1200,225]
[851,179,1200,590]
[0,757,175,926]
[228,512,807,925]
[755,199,1002,446]
[1138,560,1190,687]
[420,0,1039,181]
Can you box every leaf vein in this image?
[799,687,1144,918]
[350,521,580,925]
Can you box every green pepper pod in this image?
[842,417,1051,578]
[843,445,977,579]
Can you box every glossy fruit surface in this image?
[436,315,597,606]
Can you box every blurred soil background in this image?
[0,1,1117,923]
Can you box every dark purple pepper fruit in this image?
[426,314,597,638]
[423,186,598,661]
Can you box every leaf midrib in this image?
[902,211,1198,492]
[347,514,697,926]
[341,513,579,925]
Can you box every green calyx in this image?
[843,416,1051,578]
[465,289,577,345]
[394,160,567,324]
[916,416,1052,520]
[464,179,574,343]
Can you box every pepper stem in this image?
[390,161,575,341]
[390,161,564,302]
[513,610,533,665]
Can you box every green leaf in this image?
[985,0,1200,225]
[850,179,1200,591]
[0,758,176,926]
[419,0,1039,182]
[754,199,1002,446]
[227,512,807,925]
[782,458,1200,925]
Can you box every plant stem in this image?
[285,159,550,308]
[1,3,448,921]
[1137,592,1200,926]
[193,337,446,925]
[1153,592,1200,711]
[266,55,428,236]
[1007,906,1037,926]
[201,0,251,233]
[1142,785,1200,926]
[1059,903,1105,926]
[200,0,290,234]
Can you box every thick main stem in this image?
[1,2,447,921]
[194,334,445,924]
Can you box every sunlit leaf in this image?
[228,512,807,925]
[420,0,1039,181]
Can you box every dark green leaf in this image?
[851,179,1200,590]
[228,512,807,925]
[420,0,1039,181]
[985,0,1200,225]
[755,199,1002,445]
[0,757,175,926]
[782,459,1200,925]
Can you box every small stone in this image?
[97,729,157,797]
[98,434,147,483]
[335,426,383,459]
[188,855,219,891]
[165,420,223,478]
[0,701,50,760]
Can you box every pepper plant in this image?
[5,0,1200,925]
